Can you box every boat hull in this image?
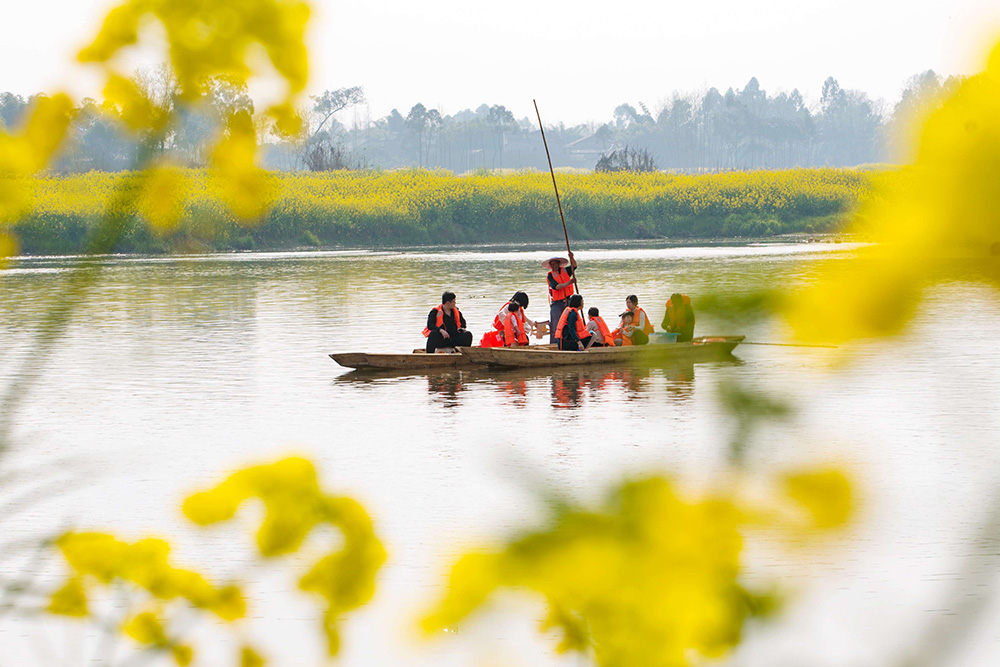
[457,336,744,368]
[329,351,477,370]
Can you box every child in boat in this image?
[612,311,636,346]
[494,291,536,347]
[586,307,612,347]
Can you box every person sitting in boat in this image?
[662,292,696,342]
[586,306,613,347]
[424,291,473,353]
[546,253,577,344]
[612,310,636,346]
[494,291,537,347]
[624,295,654,345]
[554,294,592,351]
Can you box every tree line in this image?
[0,69,958,175]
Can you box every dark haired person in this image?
[554,294,592,351]
[662,293,695,342]
[545,252,577,343]
[493,291,537,347]
[586,306,612,347]
[423,291,473,353]
[624,295,654,345]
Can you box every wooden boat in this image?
[329,349,479,370]
[457,335,745,369]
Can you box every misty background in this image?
[0,69,954,174]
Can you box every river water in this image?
[1,242,999,666]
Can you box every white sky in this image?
[3,0,1000,125]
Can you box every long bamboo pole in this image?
[534,100,580,296]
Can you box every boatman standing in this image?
[424,291,473,353]
[546,252,577,344]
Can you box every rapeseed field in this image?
[12,168,890,253]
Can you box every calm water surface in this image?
[1,242,999,666]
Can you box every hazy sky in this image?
[3,0,1000,125]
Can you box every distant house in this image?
[564,133,616,168]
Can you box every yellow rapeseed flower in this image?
[783,469,852,529]
[123,610,168,646]
[53,531,246,621]
[785,37,1000,342]
[184,456,386,656]
[171,644,194,666]
[1,95,73,229]
[47,578,89,617]
[241,645,266,667]
[103,74,169,132]
[211,113,275,221]
[423,471,849,667]
[138,166,188,232]
[78,0,309,139]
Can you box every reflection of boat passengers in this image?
[494,291,537,347]
[554,294,593,351]
[662,293,695,342]
[423,291,473,353]
[545,253,577,344]
[586,307,612,347]
[624,295,654,345]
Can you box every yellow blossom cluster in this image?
[0,95,74,259]
[68,0,312,224]
[183,457,387,655]
[422,468,851,667]
[78,0,309,134]
[785,38,1000,342]
[49,532,247,665]
[48,457,384,665]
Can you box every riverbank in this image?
[10,168,889,254]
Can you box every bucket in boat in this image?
[650,332,679,344]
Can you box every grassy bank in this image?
[10,168,889,254]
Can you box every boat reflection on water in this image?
[333,357,742,410]
[426,372,464,409]
[548,365,675,409]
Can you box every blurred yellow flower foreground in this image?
[786,37,1000,343]
[423,469,850,667]
[48,457,385,665]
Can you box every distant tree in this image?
[406,103,428,166]
[385,109,406,136]
[304,141,353,171]
[595,145,658,173]
[816,76,883,166]
[486,104,516,168]
[887,70,963,160]
[310,86,365,139]
[0,92,30,130]
[59,98,136,172]
[166,75,254,165]
[132,64,178,112]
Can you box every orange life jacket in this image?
[493,302,529,345]
[422,304,462,337]
[590,315,613,343]
[664,295,692,330]
[630,307,655,335]
[554,307,588,341]
[612,325,635,346]
[548,268,575,302]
